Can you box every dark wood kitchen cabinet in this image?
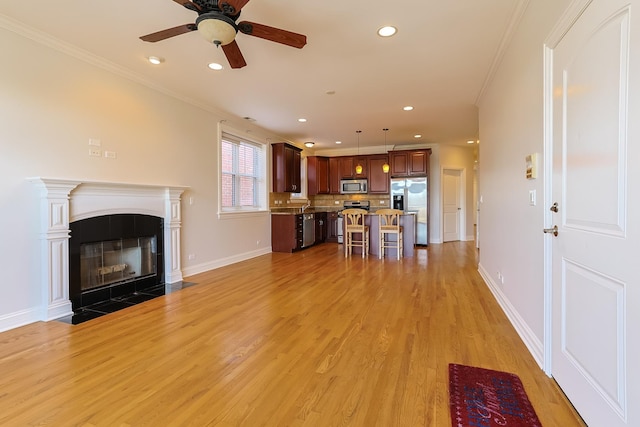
[339,156,367,179]
[367,154,390,194]
[315,212,327,243]
[271,214,303,253]
[329,157,341,194]
[326,211,340,243]
[272,143,302,192]
[307,156,330,195]
[389,149,431,177]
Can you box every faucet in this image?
[301,201,311,213]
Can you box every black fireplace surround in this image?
[69,214,164,310]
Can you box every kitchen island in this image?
[346,212,415,258]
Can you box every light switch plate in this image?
[529,190,536,206]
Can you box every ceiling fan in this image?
[140,0,307,69]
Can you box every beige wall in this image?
[0,26,278,328]
[477,0,572,365]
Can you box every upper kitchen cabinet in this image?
[272,143,302,193]
[307,156,330,195]
[367,155,390,194]
[329,157,340,194]
[389,149,431,177]
[339,156,368,179]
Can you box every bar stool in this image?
[377,208,403,260]
[342,208,369,258]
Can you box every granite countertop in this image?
[270,207,411,215]
[270,207,343,215]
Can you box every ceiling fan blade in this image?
[238,21,307,49]
[140,24,197,42]
[222,40,247,69]
[218,0,250,15]
[172,0,202,12]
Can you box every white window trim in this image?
[217,123,269,219]
[290,155,308,200]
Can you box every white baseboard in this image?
[477,263,544,369]
[0,307,42,333]
[182,247,272,278]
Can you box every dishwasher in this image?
[302,213,315,248]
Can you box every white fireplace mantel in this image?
[28,177,188,321]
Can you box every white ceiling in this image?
[0,0,522,151]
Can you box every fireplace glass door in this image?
[80,237,157,291]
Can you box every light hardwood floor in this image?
[0,242,584,426]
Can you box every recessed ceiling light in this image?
[467,140,476,144]
[414,134,422,138]
[304,142,315,148]
[148,56,164,65]
[298,118,307,123]
[377,26,397,37]
[403,106,414,111]
[208,62,223,70]
[335,141,342,144]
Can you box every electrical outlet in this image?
[496,271,505,284]
[188,254,196,260]
[104,151,117,159]
[89,148,101,157]
[88,138,101,147]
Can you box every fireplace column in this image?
[30,179,79,320]
[165,188,184,284]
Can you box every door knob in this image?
[550,202,559,213]
[543,225,558,236]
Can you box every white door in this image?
[548,1,640,425]
[443,169,462,242]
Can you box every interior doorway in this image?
[442,168,465,242]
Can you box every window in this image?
[220,128,267,214]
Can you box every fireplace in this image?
[69,214,164,309]
[29,178,187,322]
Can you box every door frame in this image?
[441,167,466,243]
[542,0,595,376]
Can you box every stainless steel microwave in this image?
[340,179,368,194]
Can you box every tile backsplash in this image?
[270,193,390,210]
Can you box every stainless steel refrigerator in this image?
[390,177,428,245]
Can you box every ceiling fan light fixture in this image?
[148,56,164,65]
[208,62,223,70]
[196,13,238,46]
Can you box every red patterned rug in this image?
[449,364,542,427]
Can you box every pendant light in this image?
[355,130,363,174]
[382,128,390,173]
